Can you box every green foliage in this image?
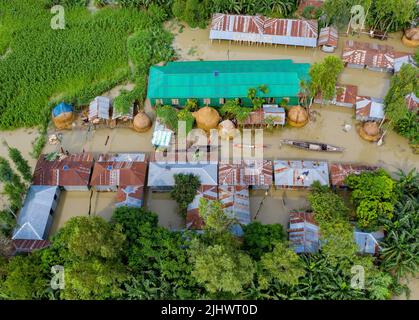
[258,241,306,288]
[156,105,179,130]
[308,181,349,223]
[302,5,323,20]
[309,56,344,101]
[113,90,134,116]
[242,222,286,260]
[189,241,255,295]
[345,169,396,230]
[0,156,26,211]
[177,108,195,134]
[319,219,358,265]
[127,26,174,76]
[384,64,419,147]
[0,1,170,129]
[30,129,47,159]
[219,99,251,124]
[379,170,419,279]
[414,49,419,65]
[46,216,128,299]
[170,174,201,217]
[0,157,14,183]
[369,0,416,32]
[184,0,206,28]
[198,198,236,238]
[8,146,32,182]
[322,0,372,29]
[0,255,47,300]
[172,0,186,20]
[0,210,16,237]
[247,86,268,110]
[111,206,202,299]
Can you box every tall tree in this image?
[189,241,255,296]
[171,173,201,218]
[309,56,344,103]
[0,255,47,300]
[45,216,128,300]
[243,222,286,260]
[369,0,416,33]
[257,241,306,289]
[345,169,396,230]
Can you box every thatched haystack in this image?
[287,106,309,127]
[218,120,237,140]
[402,28,419,48]
[192,107,220,132]
[359,122,381,142]
[133,111,152,133]
[52,102,74,130]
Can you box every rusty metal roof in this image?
[342,40,409,70]
[314,84,358,106]
[33,153,94,186]
[13,239,51,253]
[288,212,320,253]
[405,92,419,112]
[318,26,338,47]
[355,96,385,121]
[330,163,378,187]
[90,157,147,187]
[219,160,273,186]
[115,186,144,208]
[210,13,318,47]
[219,185,250,236]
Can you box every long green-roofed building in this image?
[147,60,310,107]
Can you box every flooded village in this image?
[2,24,417,233]
[0,2,418,301]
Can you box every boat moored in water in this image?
[280,139,345,153]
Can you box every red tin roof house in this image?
[209,13,318,47]
[90,153,148,194]
[33,153,94,191]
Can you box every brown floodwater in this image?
[0,20,417,299]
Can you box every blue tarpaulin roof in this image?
[52,102,73,117]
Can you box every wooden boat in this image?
[281,139,344,152]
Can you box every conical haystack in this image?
[52,102,74,130]
[133,111,152,133]
[192,107,220,132]
[402,28,419,47]
[359,122,380,142]
[287,106,309,127]
[218,120,237,140]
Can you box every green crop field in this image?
[0,0,171,129]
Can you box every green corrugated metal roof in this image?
[147,60,310,100]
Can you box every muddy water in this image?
[146,190,184,230]
[0,129,42,210]
[50,190,120,234]
[0,21,417,298]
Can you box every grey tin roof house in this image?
[274,160,329,189]
[148,162,218,191]
[12,186,60,240]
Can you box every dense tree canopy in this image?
[243,222,285,260]
[345,169,396,230]
[384,64,419,147]
[309,56,344,102]
[170,173,201,217]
